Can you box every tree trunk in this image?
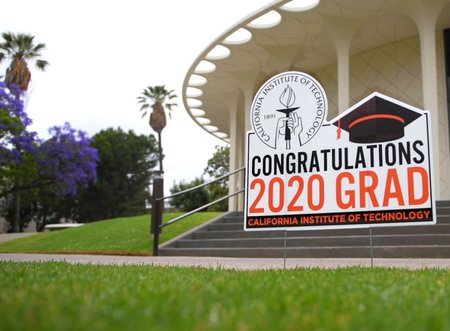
[150,103,167,133]
[6,58,31,91]
[158,131,164,175]
[12,180,21,233]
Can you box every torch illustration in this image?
[276,85,299,149]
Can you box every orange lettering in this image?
[359,171,379,208]
[287,176,303,212]
[269,177,284,212]
[383,169,405,206]
[408,167,429,205]
[336,172,355,209]
[249,179,265,213]
[308,174,324,211]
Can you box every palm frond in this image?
[139,104,150,111]
[35,59,49,70]
[32,43,46,53]
[0,32,48,68]
[166,102,178,111]
[1,32,13,44]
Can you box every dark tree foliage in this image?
[203,145,230,211]
[204,145,230,179]
[170,145,230,212]
[170,177,210,212]
[29,189,80,231]
[74,128,158,222]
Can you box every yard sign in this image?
[244,71,436,231]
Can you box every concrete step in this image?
[174,234,450,249]
[207,223,243,231]
[192,224,450,239]
[159,200,450,258]
[437,200,450,207]
[437,214,450,222]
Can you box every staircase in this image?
[159,200,450,258]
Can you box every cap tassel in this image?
[337,119,341,139]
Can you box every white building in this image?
[182,0,450,210]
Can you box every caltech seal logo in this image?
[251,71,328,150]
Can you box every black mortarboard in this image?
[332,93,422,144]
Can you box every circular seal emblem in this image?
[251,71,328,150]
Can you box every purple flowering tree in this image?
[0,80,98,232]
[0,80,34,156]
[37,123,98,196]
[0,80,35,232]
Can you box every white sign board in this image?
[244,71,436,231]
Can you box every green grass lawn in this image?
[0,212,221,255]
[0,262,449,331]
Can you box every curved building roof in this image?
[182,0,450,142]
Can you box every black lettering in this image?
[385,143,396,166]
[286,153,296,174]
[274,154,284,175]
[252,156,261,177]
[378,144,384,167]
[355,146,366,168]
[366,144,377,167]
[262,155,272,176]
[398,142,411,165]
[332,149,342,171]
[344,148,354,170]
[320,149,330,172]
[309,151,320,172]
[412,140,425,164]
[297,152,308,173]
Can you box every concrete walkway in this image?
[0,233,38,243]
[1,253,450,270]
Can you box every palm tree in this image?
[0,32,49,92]
[137,85,177,174]
[0,32,48,232]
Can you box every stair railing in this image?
[151,167,245,256]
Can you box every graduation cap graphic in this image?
[333,93,422,144]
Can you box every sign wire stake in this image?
[369,227,374,268]
[283,230,287,270]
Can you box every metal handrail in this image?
[161,189,244,229]
[152,167,245,256]
[156,166,245,201]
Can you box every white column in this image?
[226,88,249,211]
[419,26,440,197]
[237,91,253,210]
[325,17,361,114]
[228,68,260,210]
[414,1,442,198]
[228,106,239,211]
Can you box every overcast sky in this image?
[0,0,272,192]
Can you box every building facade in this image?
[182,0,450,210]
